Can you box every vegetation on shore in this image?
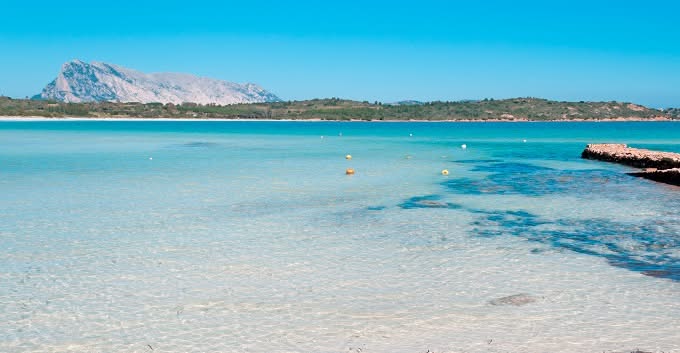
[0,96,676,121]
[666,107,680,119]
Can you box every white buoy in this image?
[461,144,467,149]
[522,139,527,143]
[409,133,413,137]
[149,157,153,160]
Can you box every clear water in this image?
[1,121,679,353]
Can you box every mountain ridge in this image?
[37,60,280,105]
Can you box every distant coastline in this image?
[1,96,678,122]
[1,116,675,123]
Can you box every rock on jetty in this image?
[581,143,680,186]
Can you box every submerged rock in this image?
[489,293,539,306]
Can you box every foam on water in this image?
[0,121,679,353]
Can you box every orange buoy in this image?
[441,169,449,175]
[346,168,355,175]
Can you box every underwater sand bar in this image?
[582,143,680,186]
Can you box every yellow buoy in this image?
[346,154,352,160]
[441,169,449,175]
[346,168,355,175]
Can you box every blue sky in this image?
[1,0,679,107]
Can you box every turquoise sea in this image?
[1,120,679,353]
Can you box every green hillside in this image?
[0,96,675,121]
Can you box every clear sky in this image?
[1,0,679,107]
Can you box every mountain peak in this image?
[61,59,89,70]
[39,60,280,104]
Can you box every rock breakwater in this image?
[581,144,680,186]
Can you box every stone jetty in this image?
[628,167,680,186]
[581,143,680,186]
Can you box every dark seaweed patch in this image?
[398,158,680,281]
[470,209,680,281]
[398,195,462,210]
[395,191,679,280]
[470,209,549,237]
[182,142,219,148]
[444,163,634,197]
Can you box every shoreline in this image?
[0,116,676,123]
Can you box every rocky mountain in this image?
[37,60,280,105]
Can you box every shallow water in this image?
[1,121,679,353]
